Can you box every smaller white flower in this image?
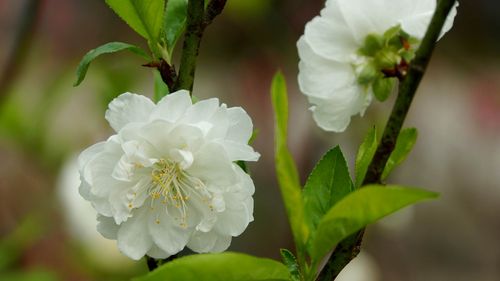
[298,0,458,132]
[78,90,260,260]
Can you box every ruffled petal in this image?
[150,90,192,122]
[117,207,153,260]
[298,37,355,98]
[210,235,232,253]
[216,140,260,162]
[183,98,220,124]
[187,231,231,253]
[337,0,401,43]
[308,85,370,132]
[225,107,253,144]
[188,142,238,187]
[148,208,191,255]
[105,93,155,132]
[96,215,119,240]
[147,245,169,259]
[303,3,357,62]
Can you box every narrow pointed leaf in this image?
[73,42,149,86]
[105,0,165,44]
[164,0,188,54]
[133,253,291,281]
[271,72,308,247]
[280,249,301,281]
[382,128,418,180]
[303,146,353,234]
[355,127,378,187]
[311,185,438,262]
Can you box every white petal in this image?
[148,209,190,255]
[308,85,370,132]
[214,197,253,237]
[147,245,170,259]
[303,3,358,62]
[210,235,232,253]
[213,167,254,236]
[187,231,231,253]
[205,105,229,140]
[188,142,238,187]
[150,90,192,122]
[169,148,194,169]
[225,107,253,144]
[216,140,260,162]
[298,37,355,98]
[183,98,220,124]
[400,1,458,40]
[105,93,155,132]
[138,121,204,156]
[187,230,218,253]
[96,215,119,240]
[117,207,153,260]
[78,141,106,169]
[111,154,136,182]
[337,0,400,43]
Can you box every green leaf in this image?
[133,253,291,281]
[73,42,149,86]
[303,146,353,234]
[164,0,188,55]
[105,0,165,46]
[382,128,418,180]
[153,69,169,102]
[373,77,396,102]
[355,127,378,188]
[280,249,301,281]
[311,185,438,262]
[271,72,308,249]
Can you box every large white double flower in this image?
[78,90,260,260]
[298,0,458,132]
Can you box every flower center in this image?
[144,159,212,228]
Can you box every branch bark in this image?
[316,0,458,280]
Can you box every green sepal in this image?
[359,34,384,57]
[373,77,396,102]
[357,63,379,85]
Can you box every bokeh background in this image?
[1,0,499,280]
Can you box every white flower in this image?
[298,0,458,132]
[78,90,260,260]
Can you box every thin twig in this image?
[316,0,458,280]
[172,0,205,92]
[173,0,226,92]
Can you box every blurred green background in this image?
[1,0,500,280]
